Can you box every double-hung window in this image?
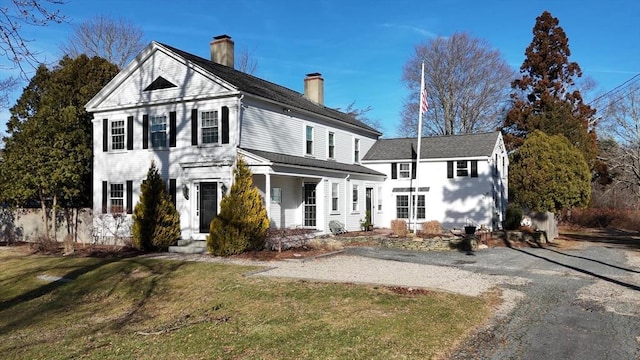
[354,138,360,163]
[306,125,313,155]
[201,110,219,144]
[456,160,469,177]
[413,195,425,219]
[399,163,411,179]
[396,195,409,219]
[150,115,167,148]
[331,183,339,212]
[328,132,335,159]
[111,120,125,150]
[110,183,124,213]
[352,184,359,212]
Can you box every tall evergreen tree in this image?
[1,56,118,240]
[503,11,597,168]
[207,156,269,256]
[132,161,181,251]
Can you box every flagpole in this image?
[413,62,425,235]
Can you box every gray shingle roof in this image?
[157,42,380,135]
[242,148,385,176]
[363,132,500,161]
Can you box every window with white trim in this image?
[377,186,383,211]
[150,115,167,148]
[305,125,314,155]
[456,160,468,177]
[111,120,125,150]
[331,183,339,212]
[352,184,359,212]
[201,110,219,144]
[413,195,426,219]
[354,138,360,162]
[399,163,411,179]
[396,195,409,219]
[110,183,124,213]
[328,132,335,159]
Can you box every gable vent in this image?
[144,76,177,91]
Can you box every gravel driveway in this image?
[152,241,640,359]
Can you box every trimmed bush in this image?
[132,161,181,251]
[421,220,442,235]
[504,205,524,230]
[391,219,408,237]
[207,156,269,256]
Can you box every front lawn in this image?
[0,247,495,359]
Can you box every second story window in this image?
[111,120,125,150]
[306,125,313,155]
[399,163,411,179]
[150,115,167,148]
[328,132,335,159]
[201,110,219,144]
[456,160,469,177]
[354,138,360,162]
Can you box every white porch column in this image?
[265,173,271,219]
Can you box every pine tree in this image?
[207,156,269,256]
[503,11,597,168]
[132,161,181,251]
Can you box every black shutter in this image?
[447,161,454,178]
[471,160,478,178]
[126,116,134,150]
[169,179,177,207]
[142,114,149,149]
[391,163,397,179]
[102,181,108,213]
[126,180,133,214]
[412,161,417,179]
[221,106,229,144]
[103,119,108,152]
[169,111,177,147]
[191,109,198,145]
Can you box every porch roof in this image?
[241,148,386,177]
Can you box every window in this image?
[150,115,167,148]
[111,120,125,150]
[201,110,219,144]
[354,138,360,162]
[271,187,282,203]
[331,183,339,212]
[328,132,335,159]
[413,195,425,219]
[306,125,313,155]
[456,160,468,177]
[377,186,383,211]
[396,195,409,219]
[399,163,411,179]
[110,183,124,213]
[352,184,359,212]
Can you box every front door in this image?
[199,182,217,233]
[303,183,316,227]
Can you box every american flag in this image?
[420,87,428,114]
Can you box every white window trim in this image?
[396,194,409,219]
[331,182,339,213]
[398,163,411,179]
[328,131,335,160]
[110,119,126,152]
[353,138,360,163]
[305,125,314,156]
[352,184,359,213]
[199,109,220,146]
[109,183,125,214]
[150,114,168,149]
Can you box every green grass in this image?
[0,247,495,359]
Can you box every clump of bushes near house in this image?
[207,156,270,256]
[390,219,408,237]
[504,205,524,230]
[132,161,181,251]
[421,220,442,236]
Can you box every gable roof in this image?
[156,42,381,135]
[242,148,385,176]
[363,132,501,161]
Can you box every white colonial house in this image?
[361,132,509,231]
[86,35,386,245]
[86,34,509,249]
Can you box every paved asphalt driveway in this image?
[343,243,640,360]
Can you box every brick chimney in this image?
[304,73,324,105]
[210,34,234,68]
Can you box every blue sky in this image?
[4,0,640,137]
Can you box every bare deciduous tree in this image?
[59,14,145,69]
[340,101,383,132]
[235,47,258,75]
[399,32,514,137]
[600,80,640,202]
[0,0,66,75]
